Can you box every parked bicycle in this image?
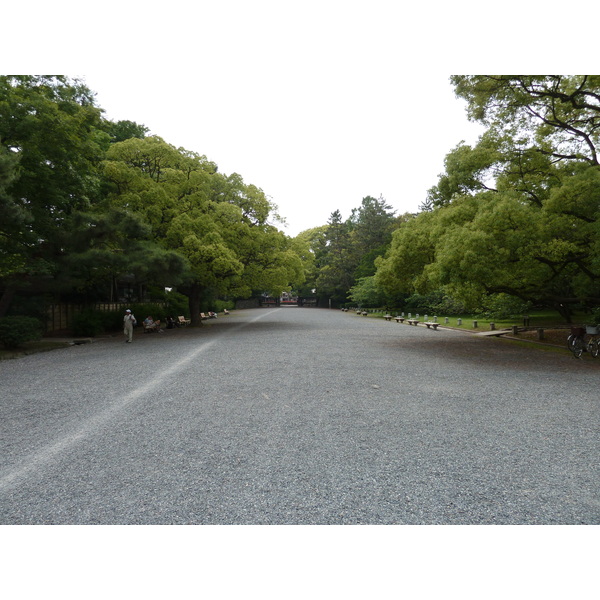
[567,324,600,358]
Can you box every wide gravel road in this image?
[1,307,598,524]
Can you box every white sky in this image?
[10,0,595,237]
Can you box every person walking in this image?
[123,309,136,343]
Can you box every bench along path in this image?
[0,308,598,525]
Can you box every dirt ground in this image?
[509,328,570,347]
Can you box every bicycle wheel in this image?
[567,334,578,352]
[572,336,585,358]
[588,337,599,358]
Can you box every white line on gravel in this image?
[0,309,277,492]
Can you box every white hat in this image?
[125,309,131,313]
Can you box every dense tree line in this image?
[292,196,403,307]
[0,76,303,325]
[3,75,599,326]
[295,76,600,321]
[375,76,600,321]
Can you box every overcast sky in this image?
[83,3,490,236]
[10,0,594,237]
[7,2,599,237]
[85,70,485,236]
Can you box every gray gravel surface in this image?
[1,308,598,524]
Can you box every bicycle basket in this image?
[585,325,600,335]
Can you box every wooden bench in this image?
[407,319,419,326]
[424,322,439,330]
[384,314,392,321]
[356,310,362,315]
[177,316,191,326]
[361,311,368,316]
[394,317,405,323]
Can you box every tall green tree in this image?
[104,136,303,324]
[315,210,355,304]
[292,225,328,298]
[377,76,600,320]
[0,76,110,316]
[349,195,397,279]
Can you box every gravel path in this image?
[1,308,598,524]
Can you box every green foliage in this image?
[105,119,149,143]
[0,316,43,348]
[213,299,235,312]
[6,294,50,322]
[347,276,386,308]
[422,136,500,210]
[307,198,398,305]
[0,76,111,315]
[376,76,600,323]
[477,294,533,320]
[428,292,468,316]
[71,309,109,337]
[403,292,466,315]
[161,290,189,317]
[374,212,434,297]
[104,136,303,324]
[0,77,308,323]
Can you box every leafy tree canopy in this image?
[378,75,600,321]
[0,75,110,314]
[104,136,302,323]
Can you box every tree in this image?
[349,195,397,279]
[375,211,436,298]
[315,210,355,305]
[377,76,600,320]
[421,135,500,210]
[104,136,303,324]
[347,276,386,307]
[105,119,149,143]
[0,76,110,316]
[0,145,26,282]
[59,208,188,303]
[291,226,328,298]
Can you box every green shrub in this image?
[7,295,50,323]
[163,291,189,316]
[104,310,126,332]
[477,294,532,320]
[0,316,44,349]
[71,309,127,337]
[214,299,235,312]
[71,310,106,337]
[402,291,469,316]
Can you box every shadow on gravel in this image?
[377,331,594,373]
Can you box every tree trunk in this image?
[188,281,203,327]
[0,284,16,318]
[556,302,572,323]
